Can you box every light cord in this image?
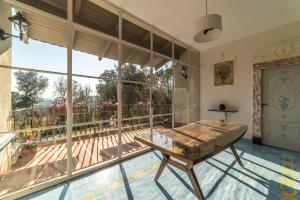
[206,0,208,16]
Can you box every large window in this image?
[0,6,68,196]
[174,63,189,127]
[152,55,173,117]
[0,1,200,198]
[189,67,200,122]
[120,45,151,156]
[72,31,119,172]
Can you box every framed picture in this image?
[214,60,234,86]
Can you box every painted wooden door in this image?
[262,65,300,152]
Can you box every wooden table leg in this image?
[186,167,205,200]
[155,154,169,181]
[230,145,244,167]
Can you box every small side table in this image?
[207,109,238,122]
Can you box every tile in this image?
[21,141,300,200]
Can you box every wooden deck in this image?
[0,126,167,197]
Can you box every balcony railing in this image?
[0,112,172,196]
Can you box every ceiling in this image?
[106,0,300,51]
[15,0,184,68]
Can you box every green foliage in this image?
[96,63,172,117]
[23,140,38,149]
[14,71,49,108]
[96,69,118,103]
[11,91,21,110]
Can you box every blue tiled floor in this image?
[21,139,300,200]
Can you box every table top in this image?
[135,120,247,164]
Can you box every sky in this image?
[12,36,117,98]
[11,36,172,99]
[9,6,172,100]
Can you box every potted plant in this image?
[20,138,38,157]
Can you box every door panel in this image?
[262,65,300,152]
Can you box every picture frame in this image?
[214,60,234,86]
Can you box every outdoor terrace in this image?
[0,122,170,196]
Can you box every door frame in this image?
[252,56,300,144]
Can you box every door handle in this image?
[262,103,268,106]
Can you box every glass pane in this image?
[12,11,67,73]
[153,34,172,58]
[72,37,119,171]
[73,31,118,77]
[122,19,150,49]
[189,68,200,122]
[10,71,67,131]
[122,83,150,118]
[152,55,173,116]
[174,63,188,127]
[153,84,172,115]
[189,50,200,68]
[0,5,67,196]
[122,45,151,83]
[153,115,172,129]
[174,43,188,63]
[153,54,173,84]
[120,117,150,156]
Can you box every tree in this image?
[14,71,49,109]
[14,71,48,128]
[95,63,173,118]
[96,69,118,103]
[78,85,92,105]
[96,64,149,118]
[53,77,86,104]
[72,80,81,103]
[11,91,21,110]
[152,66,172,113]
[53,76,67,101]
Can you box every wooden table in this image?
[135,120,248,200]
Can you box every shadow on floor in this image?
[267,180,300,200]
[18,139,300,200]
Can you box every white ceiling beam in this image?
[72,0,83,46]
[4,0,118,43]
[98,42,112,61]
[73,22,118,42]
[123,31,150,66]
[155,59,168,70]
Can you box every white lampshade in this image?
[193,14,222,43]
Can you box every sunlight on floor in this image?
[21,139,300,200]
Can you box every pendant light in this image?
[193,0,222,43]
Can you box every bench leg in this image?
[155,154,169,181]
[186,167,205,200]
[230,145,244,167]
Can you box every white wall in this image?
[0,1,12,132]
[200,20,300,139]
